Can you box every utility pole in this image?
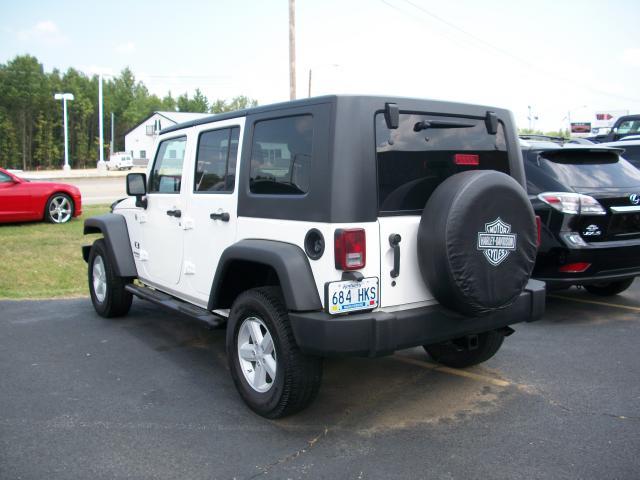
[54,93,74,171]
[289,0,296,100]
[98,74,106,169]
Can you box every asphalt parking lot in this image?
[1,282,639,479]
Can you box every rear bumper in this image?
[289,279,545,357]
[534,242,640,286]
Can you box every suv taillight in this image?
[334,229,366,270]
[538,192,606,216]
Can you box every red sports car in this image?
[0,168,82,224]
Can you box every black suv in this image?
[522,137,640,294]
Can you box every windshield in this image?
[375,112,509,213]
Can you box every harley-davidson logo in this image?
[477,218,517,266]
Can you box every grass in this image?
[0,204,110,300]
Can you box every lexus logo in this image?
[631,194,640,206]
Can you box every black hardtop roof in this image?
[160,94,512,134]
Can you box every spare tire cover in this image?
[417,170,537,317]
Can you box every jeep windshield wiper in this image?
[413,120,474,132]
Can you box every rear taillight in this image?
[538,192,606,216]
[535,215,542,247]
[334,229,366,270]
[454,153,480,166]
[559,262,591,273]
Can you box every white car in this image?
[106,152,133,171]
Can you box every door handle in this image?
[166,209,182,218]
[389,233,401,278]
[209,212,230,222]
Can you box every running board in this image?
[125,284,225,328]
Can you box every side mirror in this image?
[127,173,147,208]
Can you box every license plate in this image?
[326,277,378,314]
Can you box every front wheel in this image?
[226,287,322,418]
[424,330,505,368]
[584,278,634,296]
[88,239,133,318]
[45,193,74,224]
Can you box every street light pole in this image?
[111,112,115,155]
[97,74,106,169]
[289,0,296,100]
[54,93,74,171]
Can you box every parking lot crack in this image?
[247,426,331,479]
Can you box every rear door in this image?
[182,119,244,303]
[375,112,511,308]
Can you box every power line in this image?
[381,0,640,104]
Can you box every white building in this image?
[124,111,211,165]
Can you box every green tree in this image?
[210,95,258,114]
[0,55,50,169]
[0,108,19,168]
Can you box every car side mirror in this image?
[127,173,147,208]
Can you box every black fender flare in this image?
[82,214,137,278]
[208,239,322,312]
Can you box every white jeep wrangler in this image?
[83,95,545,418]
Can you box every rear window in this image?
[376,113,508,214]
[525,149,640,192]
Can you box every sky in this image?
[1,0,639,131]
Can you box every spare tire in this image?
[417,170,537,317]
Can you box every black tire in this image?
[88,239,133,318]
[424,330,505,368]
[417,170,537,317]
[44,193,74,224]
[584,278,634,296]
[226,287,322,419]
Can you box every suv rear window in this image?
[525,149,640,192]
[376,113,508,214]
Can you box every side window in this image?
[622,145,640,167]
[194,127,240,193]
[148,136,187,194]
[0,172,13,183]
[250,115,312,195]
[617,120,640,135]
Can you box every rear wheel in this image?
[584,278,634,296]
[88,239,133,318]
[226,287,322,418]
[45,193,74,224]
[424,330,505,368]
